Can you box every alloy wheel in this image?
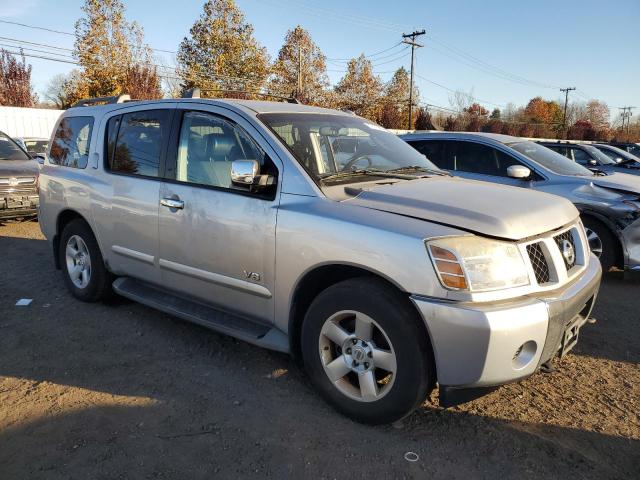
[65,235,92,289]
[318,310,397,402]
[585,227,603,257]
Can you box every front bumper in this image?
[411,254,602,393]
[0,194,39,219]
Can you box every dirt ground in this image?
[0,220,638,480]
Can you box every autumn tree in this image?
[0,49,37,107]
[123,64,162,100]
[414,107,434,130]
[334,54,383,121]
[72,0,159,100]
[464,103,489,116]
[584,100,609,129]
[378,67,419,129]
[269,26,328,104]
[177,0,269,98]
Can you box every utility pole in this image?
[402,29,425,130]
[619,107,635,139]
[560,87,575,139]
[297,44,303,99]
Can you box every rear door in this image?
[96,106,175,283]
[157,104,281,324]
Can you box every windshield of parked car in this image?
[582,145,616,165]
[509,141,594,176]
[258,113,440,183]
[0,133,30,161]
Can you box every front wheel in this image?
[301,277,435,424]
[582,217,617,272]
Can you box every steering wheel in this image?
[341,154,372,171]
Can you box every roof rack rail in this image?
[71,94,131,108]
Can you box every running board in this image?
[112,277,289,353]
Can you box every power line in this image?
[415,73,507,109]
[0,19,176,54]
[326,42,405,62]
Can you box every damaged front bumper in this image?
[411,255,602,407]
[0,194,39,219]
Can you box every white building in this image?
[0,106,63,139]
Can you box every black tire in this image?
[59,219,113,302]
[582,216,617,272]
[301,277,435,425]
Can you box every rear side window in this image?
[49,116,94,168]
[407,140,450,168]
[105,110,171,177]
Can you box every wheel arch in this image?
[287,263,435,373]
[579,208,624,267]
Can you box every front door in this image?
[158,106,281,324]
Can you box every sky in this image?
[0,0,638,122]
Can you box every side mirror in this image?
[588,159,598,166]
[231,159,260,185]
[615,157,623,164]
[507,165,531,179]
[35,153,46,165]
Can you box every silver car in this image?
[402,132,640,275]
[38,98,601,424]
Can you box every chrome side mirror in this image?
[588,159,598,166]
[35,153,46,165]
[231,159,260,185]
[615,157,623,164]
[507,165,531,179]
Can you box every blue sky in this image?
[0,0,638,120]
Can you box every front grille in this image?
[526,242,550,284]
[554,230,577,271]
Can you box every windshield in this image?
[596,145,636,162]
[258,113,439,183]
[0,133,30,161]
[509,141,593,176]
[582,145,616,165]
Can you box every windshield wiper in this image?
[319,168,424,183]
[385,165,451,176]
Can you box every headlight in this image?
[426,236,530,292]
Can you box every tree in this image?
[0,49,37,107]
[73,0,154,98]
[568,120,596,141]
[414,107,434,130]
[177,0,269,97]
[489,108,501,119]
[585,100,609,129]
[334,54,383,121]
[123,64,162,100]
[524,96,562,125]
[269,26,328,104]
[378,67,417,129]
[464,103,489,116]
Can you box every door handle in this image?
[160,197,184,209]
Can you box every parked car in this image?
[401,132,640,274]
[608,142,640,158]
[593,144,640,166]
[0,130,39,220]
[38,97,602,424]
[538,141,640,176]
[14,137,49,156]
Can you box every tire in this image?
[301,277,435,425]
[582,217,617,272]
[59,219,113,302]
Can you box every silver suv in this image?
[39,97,601,424]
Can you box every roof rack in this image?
[71,94,131,108]
[181,87,300,104]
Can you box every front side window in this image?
[0,132,30,161]
[259,113,438,184]
[570,148,591,165]
[407,140,449,168]
[447,141,521,177]
[175,111,266,189]
[49,116,94,168]
[509,141,593,176]
[106,110,171,177]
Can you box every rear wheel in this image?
[301,277,435,424]
[582,217,617,272]
[59,219,113,302]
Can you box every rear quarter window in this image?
[49,116,94,168]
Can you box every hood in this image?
[344,177,578,241]
[591,172,640,195]
[0,159,39,177]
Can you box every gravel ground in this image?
[0,220,638,480]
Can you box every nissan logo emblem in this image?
[561,239,575,266]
